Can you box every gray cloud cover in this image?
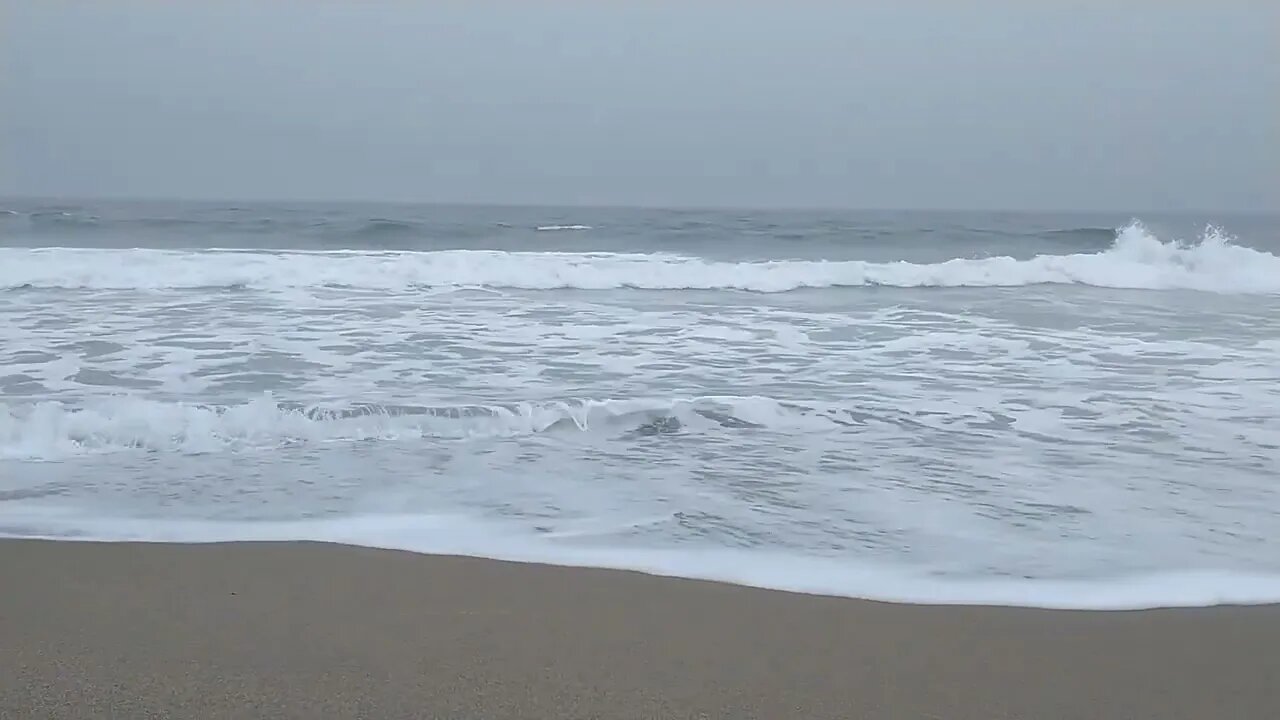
[3,1,1276,211]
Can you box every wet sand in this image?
[1,539,1277,719]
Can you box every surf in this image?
[0,394,839,461]
[2,221,1276,295]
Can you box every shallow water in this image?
[3,200,1278,608]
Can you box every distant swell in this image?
[2,221,1277,294]
[1041,227,1118,244]
[352,218,424,238]
[26,210,102,230]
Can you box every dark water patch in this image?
[0,485,70,502]
[71,368,159,389]
[1013,428,1075,445]
[1040,227,1118,245]
[694,408,763,429]
[1056,405,1102,421]
[1020,501,1091,515]
[966,411,1018,430]
[625,415,683,437]
[132,217,227,230]
[5,350,59,364]
[316,344,363,355]
[152,336,239,350]
[0,374,48,395]
[192,352,328,376]
[53,339,126,359]
[28,210,100,229]
[353,218,423,238]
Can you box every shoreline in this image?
[6,531,1279,611]
[4,539,1279,719]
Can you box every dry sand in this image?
[1,539,1277,719]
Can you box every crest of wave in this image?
[858,221,1279,292]
[0,395,823,461]
[1078,221,1279,293]
[1,220,1276,294]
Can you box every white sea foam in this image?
[4,214,1279,611]
[3,511,1280,610]
[3,222,1276,294]
[0,394,825,460]
[535,224,593,231]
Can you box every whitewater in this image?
[5,222,1280,294]
[2,200,1278,609]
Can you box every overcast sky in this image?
[3,1,1276,212]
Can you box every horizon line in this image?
[1,192,1275,219]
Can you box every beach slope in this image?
[2,539,1276,719]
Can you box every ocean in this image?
[2,199,1278,609]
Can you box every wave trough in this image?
[2,222,1276,294]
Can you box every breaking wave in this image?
[0,395,837,461]
[1,221,1276,294]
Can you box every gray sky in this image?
[3,1,1276,212]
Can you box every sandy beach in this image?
[0,539,1276,719]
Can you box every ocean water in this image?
[2,199,1279,609]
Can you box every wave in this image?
[4,511,1280,609]
[1040,226,1118,244]
[2,221,1276,294]
[0,395,828,461]
[536,224,593,231]
[26,210,101,229]
[351,218,425,238]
